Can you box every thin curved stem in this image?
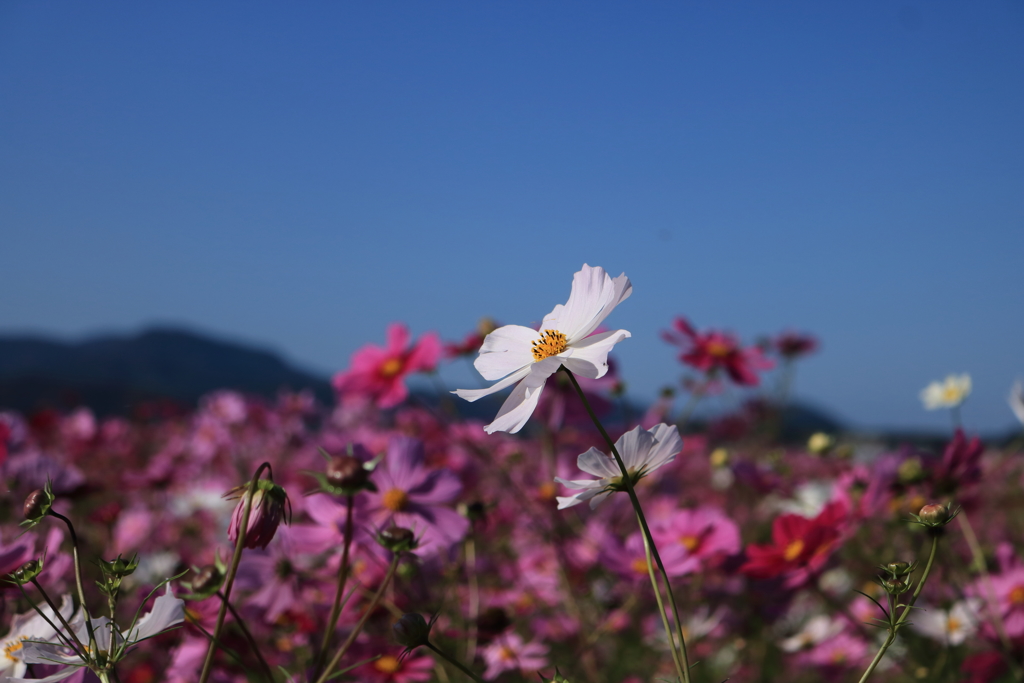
[49,511,97,654]
[314,493,355,678]
[640,512,687,683]
[22,580,84,655]
[216,591,275,682]
[198,462,272,683]
[564,368,691,683]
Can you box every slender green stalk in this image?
[314,493,355,678]
[639,512,687,683]
[426,641,488,683]
[198,462,272,683]
[857,534,940,683]
[216,590,275,682]
[464,535,481,663]
[563,368,691,683]
[49,511,98,654]
[313,553,401,683]
[21,580,84,655]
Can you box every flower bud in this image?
[22,485,54,526]
[917,503,951,526]
[882,561,913,577]
[227,479,290,550]
[9,558,43,585]
[377,526,417,553]
[100,554,140,579]
[186,564,225,600]
[326,455,369,490]
[393,612,432,649]
[881,577,910,595]
[541,670,571,683]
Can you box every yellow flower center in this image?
[3,638,25,662]
[375,655,402,673]
[1010,585,1024,605]
[382,488,409,511]
[707,341,731,358]
[537,482,557,501]
[680,535,700,552]
[499,646,517,662]
[946,616,961,633]
[631,557,651,575]
[380,358,403,378]
[531,330,568,361]
[783,539,805,562]
[943,386,962,402]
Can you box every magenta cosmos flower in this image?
[662,317,772,386]
[481,632,549,680]
[363,436,469,554]
[455,264,631,434]
[333,323,441,409]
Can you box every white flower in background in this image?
[912,600,980,646]
[920,374,971,410]
[779,614,845,652]
[11,585,184,682]
[1009,380,1024,426]
[1,595,76,679]
[454,265,631,434]
[776,481,835,518]
[554,423,682,509]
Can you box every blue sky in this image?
[1,1,1022,433]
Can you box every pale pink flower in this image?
[481,632,549,680]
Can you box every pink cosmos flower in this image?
[651,506,741,571]
[333,323,441,409]
[357,649,434,683]
[362,436,468,555]
[740,501,846,588]
[970,543,1024,639]
[774,331,818,360]
[601,530,698,582]
[481,632,549,680]
[662,317,773,386]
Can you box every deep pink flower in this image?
[652,507,741,571]
[357,648,434,683]
[601,530,698,582]
[774,331,818,360]
[333,323,441,409]
[662,317,773,386]
[362,436,468,555]
[741,501,846,588]
[933,428,984,494]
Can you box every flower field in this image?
[1,266,1022,683]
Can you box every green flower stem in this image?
[426,641,487,683]
[564,367,691,683]
[49,510,98,655]
[216,590,275,682]
[639,512,687,683]
[198,462,272,683]
[314,493,355,679]
[857,534,940,683]
[314,553,401,683]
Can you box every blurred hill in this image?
[0,328,332,416]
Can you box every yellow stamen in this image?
[946,616,961,633]
[783,539,805,562]
[707,341,731,358]
[499,646,517,662]
[531,330,568,362]
[631,557,651,575]
[537,482,557,500]
[375,655,402,673]
[380,358,403,378]
[382,488,409,511]
[680,535,700,552]
[3,638,25,662]
[1009,585,1024,605]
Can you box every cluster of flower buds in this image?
[911,502,959,528]
[98,553,139,597]
[878,560,915,596]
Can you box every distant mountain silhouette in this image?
[0,328,332,416]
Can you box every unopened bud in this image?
[326,455,369,490]
[918,503,950,526]
[882,561,912,577]
[393,612,432,649]
[9,558,43,585]
[541,670,571,683]
[191,564,225,599]
[23,486,54,525]
[377,526,417,553]
[100,554,139,579]
[227,479,290,550]
[881,577,910,595]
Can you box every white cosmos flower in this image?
[1,595,76,679]
[1009,380,1024,426]
[454,264,631,434]
[920,374,971,410]
[11,585,184,682]
[911,599,980,646]
[554,423,682,510]
[779,614,845,652]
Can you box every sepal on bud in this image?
[377,526,418,553]
[539,669,571,683]
[21,481,55,528]
[393,612,433,649]
[226,478,291,550]
[306,446,380,496]
[8,557,44,586]
[879,561,915,578]
[911,502,960,528]
[181,552,228,600]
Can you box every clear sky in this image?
[1,1,1022,433]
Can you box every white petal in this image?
[646,423,683,469]
[614,425,657,471]
[453,366,532,402]
[126,585,185,643]
[541,265,619,341]
[576,447,622,478]
[7,668,81,683]
[556,495,585,510]
[562,329,630,379]
[473,325,538,381]
[553,476,606,491]
[483,360,558,434]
